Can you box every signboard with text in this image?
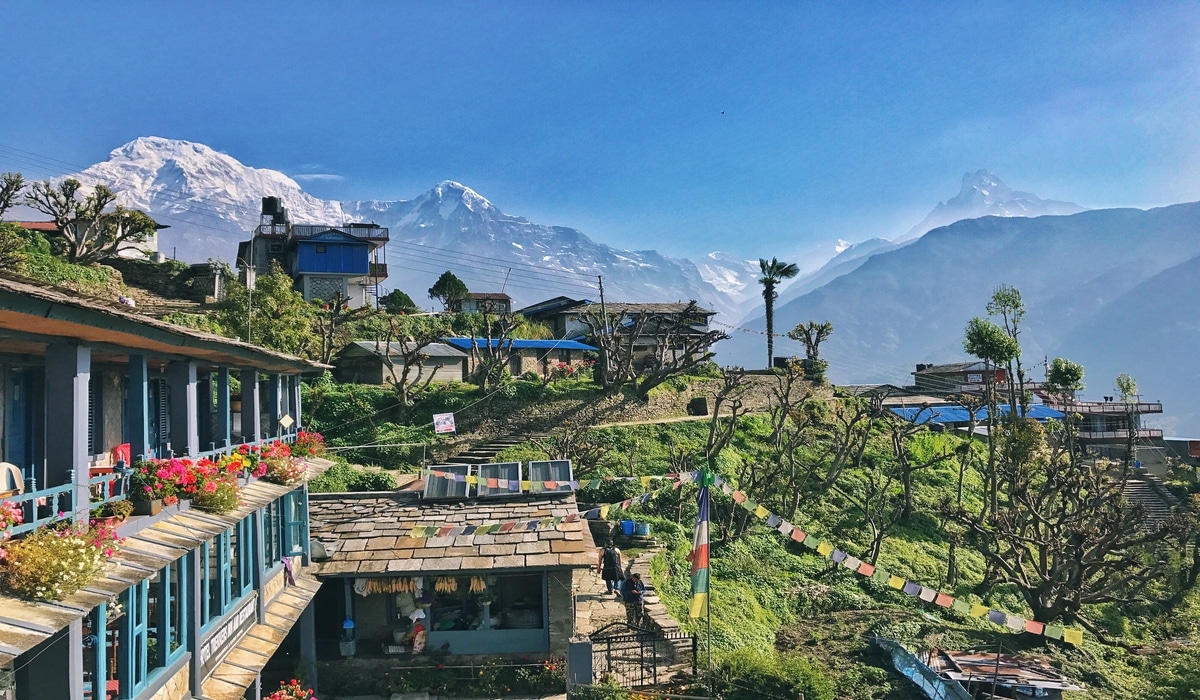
[199,595,258,677]
[433,412,456,435]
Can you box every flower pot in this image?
[230,400,242,412]
[94,515,126,529]
[131,499,163,516]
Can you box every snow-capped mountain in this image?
[67,137,742,315]
[898,169,1085,242]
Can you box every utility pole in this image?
[597,275,610,384]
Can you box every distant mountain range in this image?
[71,137,755,317]
[723,202,1200,434]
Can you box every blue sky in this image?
[2,2,1198,259]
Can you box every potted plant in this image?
[292,431,326,458]
[129,458,188,515]
[189,459,242,514]
[0,522,120,601]
[265,679,315,700]
[260,442,306,485]
[90,499,133,527]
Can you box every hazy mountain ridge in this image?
[720,202,1200,431]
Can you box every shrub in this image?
[348,468,397,492]
[292,431,327,457]
[1,523,120,601]
[265,679,315,700]
[191,473,241,514]
[713,648,833,700]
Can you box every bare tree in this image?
[786,320,834,381]
[706,366,748,461]
[26,179,158,263]
[529,427,612,478]
[462,313,521,390]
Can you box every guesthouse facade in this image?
[0,274,330,700]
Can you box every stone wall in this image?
[547,569,576,652]
[145,661,189,700]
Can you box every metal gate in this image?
[589,622,697,689]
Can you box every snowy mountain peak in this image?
[899,169,1086,242]
[425,180,495,215]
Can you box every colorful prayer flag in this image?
[1062,628,1083,646]
[1024,620,1045,635]
[816,541,834,556]
[790,529,807,543]
[688,483,711,619]
[753,504,769,519]
[858,562,876,577]
[969,604,989,618]
[888,576,905,590]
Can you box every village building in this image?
[515,298,716,370]
[911,362,1009,394]
[306,482,593,664]
[236,197,389,309]
[450,292,513,315]
[0,273,329,700]
[332,341,467,386]
[441,338,596,379]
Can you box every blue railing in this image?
[88,469,131,510]
[8,483,75,536]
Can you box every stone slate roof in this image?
[307,492,596,577]
[345,341,467,358]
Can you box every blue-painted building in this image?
[441,338,597,379]
[236,197,388,309]
[0,274,331,700]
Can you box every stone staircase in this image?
[448,433,549,465]
[629,550,695,676]
[1124,476,1178,529]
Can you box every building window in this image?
[315,245,327,253]
[282,490,307,557]
[262,500,282,572]
[231,517,254,599]
[202,520,253,629]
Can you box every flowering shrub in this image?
[0,522,120,600]
[266,679,316,700]
[293,431,326,457]
[128,440,308,513]
[130,458,190,502]
[189,459,242,514]
[0,501,23,533]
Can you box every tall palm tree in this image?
[759,257,800,368]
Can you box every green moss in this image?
[21,253,115,294]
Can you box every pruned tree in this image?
[878,409,955,521]
[758,257,800,369]
[841,452,905,565]
[0,172,25,219]
[577,301,728,399]
[427,270,469,311]
[375,314,455,405]
[529,427,612,478]
[983,285,1027,414]
[786,320,834,383]
[461,312,520,390]
[311,292,374,364]
[946,416,1193,626]
[25,179,158,263]
[705,366,748,461]
[767,358,814,450]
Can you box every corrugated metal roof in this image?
[348,341,467,358]
[889,404,1064,424]
[442,338,597,351]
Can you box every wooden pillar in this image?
[215,367,232,449]
[44,342,90,523]
[267,373,282,438]
[241,369,261,443]
[168,361,199,457]
[299,601,318,692]
[186,549,204,698]
[197,372,213,452]
[127,355,151,461]
[291,374,303,432]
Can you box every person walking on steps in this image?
[597,539,624,595]
[622,572,646,627]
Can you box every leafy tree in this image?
[0,222,27,271]
[25,178,158,263]
[1045,357,1085,401]
[786,320,833,383]
[985,285,1028,413]
[427,270,469,310]
[0,172,25,219]
[1115,372,1139,402]
[216,261,314,357]
[379,289,420,314]
[758,257,800,369]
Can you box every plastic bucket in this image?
[620,520,636,536]
[635,522,652,537]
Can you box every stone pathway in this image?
[574,567,630,636]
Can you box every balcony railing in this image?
[1077,428,1164,440]
[1047,401,1164,415]
[289,224,389,242]
[3,432,299,538]
[368,262,388,279]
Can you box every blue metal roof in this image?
[889,404,1065,424]
[442,338,598,351]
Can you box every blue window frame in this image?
[232,516,254,598]
[119,580,149,697]
[202,519,255,630]
[262,500,282,573]
[282,490,308,557]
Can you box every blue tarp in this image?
[442,338,598,351]
[889,404,1064,425]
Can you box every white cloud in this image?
[292,173,345,182]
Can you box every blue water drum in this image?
[621,519,636,536]
[635,522,651,536]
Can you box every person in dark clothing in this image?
[622,572,646,626]
[597,539,623,594]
